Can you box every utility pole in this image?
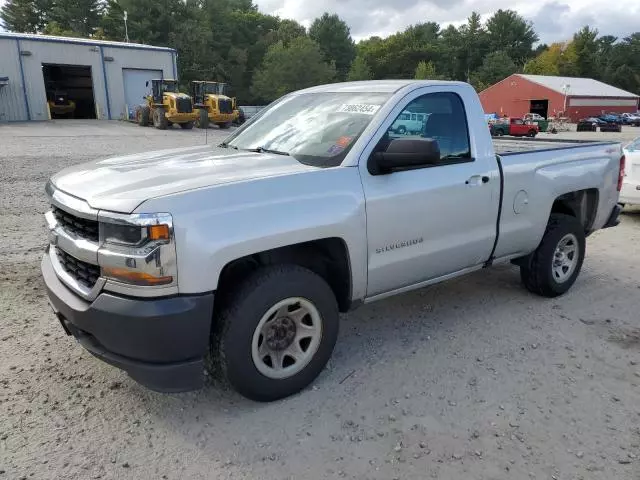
[124,11,130,43]
[562,83,570,116]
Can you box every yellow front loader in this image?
[136,79,198,130]
[191,81,239,129]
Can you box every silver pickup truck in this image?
[42,80,625,401]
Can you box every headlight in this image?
[97,213,177,287]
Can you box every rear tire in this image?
[137,105,150,126]
[209,265,339,402]
[528,129,537,137]
[153,109,168,130]
[520,213,585,298]
[180,121,194,130]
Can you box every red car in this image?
[491,118,539,137]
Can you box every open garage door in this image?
[43,64,96,119]
[123,69,163,120]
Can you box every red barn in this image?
[479,74,639,122]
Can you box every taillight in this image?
[618,155,625,191]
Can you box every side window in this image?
[383,92,471,163]
[513,119,524,125]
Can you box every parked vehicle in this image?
[621,113,640,127]
[620,136,640,206]
[47,90,76,119]
[490,118,539,137]
[191,81,239,129]
[599,113,623,124]
[577,117,607,132]
[136,79,198,130]
[391,110,428,134]
[42,80,623,401]
[600,122,623,133]
[524,113,549,133]
[524,113,546,122]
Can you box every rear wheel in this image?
[136,105,150,126]
[520,214,585,298]
[527,129,537,137]
[208,265,339,402]
[397,125,406,135]
[180,121,194,130]
[153,108,168,130]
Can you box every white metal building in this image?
[0,32,177,122]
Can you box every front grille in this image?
[52,206,99,242]
[56,248,100,289]
[176,97,193,113]
[219,99,233,114]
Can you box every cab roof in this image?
[296,80,470,94]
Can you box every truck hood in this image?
[51,145,318,213]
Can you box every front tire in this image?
[210,265,339,402]
[153,109,168,130]
[520,213,586,297]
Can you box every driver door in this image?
[359,89,499,297]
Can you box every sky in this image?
[254,0,640,43]
[0,0,637,44]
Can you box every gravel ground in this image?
[1,120,640,480]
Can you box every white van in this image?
[391,111,428,135]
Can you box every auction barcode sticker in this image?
[337,104,381,115]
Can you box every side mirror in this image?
[145,81,149,87]
[369,138,440,175]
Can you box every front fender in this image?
[137,167,368,301]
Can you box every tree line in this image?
[2,0,639,103]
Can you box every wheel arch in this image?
[216,238,354,313]
[550,188,599,233]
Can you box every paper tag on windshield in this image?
[337,104,381,115]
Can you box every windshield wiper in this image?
[218,142,238,150]
[245,147,290,156]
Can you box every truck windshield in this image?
[224,92,391,167]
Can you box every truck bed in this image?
[493,137,618,156]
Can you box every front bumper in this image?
[42,253,214,392]
[165,112,197,123]
[210,113,236,123]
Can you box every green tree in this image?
[414,61,439,80]
[485,9,538,65]
[272,19,306,46]
[347,55,372,81]
[309,13,355,80]
[471,51,517,90]
[571,26,599,78]
[46,0,103,36]
[252,37,336,101]
[457,12,488,81]
[0,0,50,32]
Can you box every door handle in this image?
[466,175,490,186]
